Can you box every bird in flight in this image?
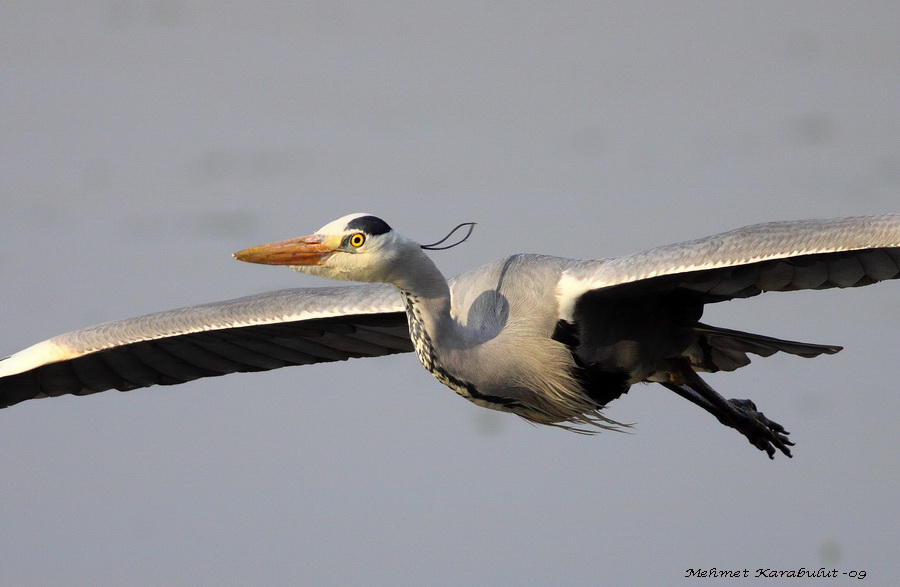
[2,213,897,458]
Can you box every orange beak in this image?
[233,235,335,266]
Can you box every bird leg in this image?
[659,361,794,458]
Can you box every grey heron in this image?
[2,213,898,458]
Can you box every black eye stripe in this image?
[345,215,392,235]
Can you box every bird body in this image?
[2,213,898,458]
[418,254,594,427]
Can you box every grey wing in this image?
[0,284,411,408]
[558,214,900,319]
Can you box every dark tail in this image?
[691,322,842,372]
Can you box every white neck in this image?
[388,248,478,380]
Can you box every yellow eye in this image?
[348,233,366,248]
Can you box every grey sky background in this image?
[1,2,897,585]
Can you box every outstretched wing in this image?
[557,214,900,320]
[0,284,411,408]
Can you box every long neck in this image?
[395,253,526,414]
[391,251,459,375]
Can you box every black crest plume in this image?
[421,222,476,251]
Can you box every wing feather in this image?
[558,214,900,319]
[0,284,410,408]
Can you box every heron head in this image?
[233,213,423,284]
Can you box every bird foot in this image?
[726,398,794,459]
